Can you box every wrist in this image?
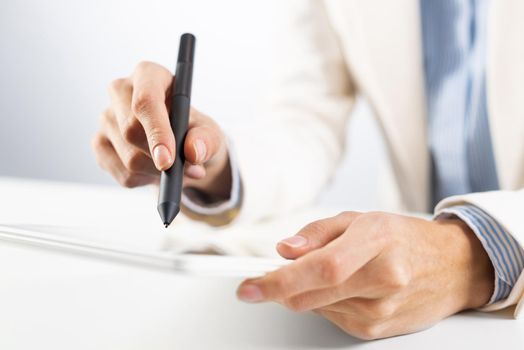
[437,218,494,310]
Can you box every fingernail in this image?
[194,139,207,163]
[237,284,264,303]
[152,144,173,170]
[278,235,307,248]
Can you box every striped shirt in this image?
[421,0,524,303]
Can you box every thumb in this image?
[276,211,361,260]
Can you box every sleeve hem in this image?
[436,205,524,305]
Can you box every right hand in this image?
[92,61,232,199]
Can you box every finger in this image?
[184,163,206,179]
[320,300,438,339]
[184,109,225,166]
[131,61,175,171]
[284,249,413,311]
[237,215,387,303]
[320,298,396,321]
[283,285,358,313]
[276,211,362,259]
[92,133,158,188]
[282,267,389,312]
[184,122,223,165]
[108,78,149,154]
[101,109,159,177]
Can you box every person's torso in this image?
[319,0,524,212]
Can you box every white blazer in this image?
[224,0,524,317]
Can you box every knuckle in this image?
[303,220,329,237]
[355,324,386,341]
[366,299,396,321]
[284,296,311,313]
[108,78,127,95]
[91,136,107,169]
[132,91,156,117]
[91,134,109,162]
[98,108,112,125]
[363,211,387,222]
[385,263,411,291]
[146,127,166,145]
[122,150,144,172]
[283,298,304,313]
[337,211,359,219]
[118,172,141,188]
[135,60,154,74]
[91,133,104,152]
[389,264,411,290]
[134,61,172,80]
[359,211,396,241]
[364,211,390,227]
[271,278,289,299]
[317,255,345,285]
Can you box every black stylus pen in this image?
[157,33,196,228]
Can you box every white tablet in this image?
[0,224,290,278]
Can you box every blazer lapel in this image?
[488,1,524,189]
[325,0,429,211]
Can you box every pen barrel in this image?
[157,33,196,226]
[174,62,193,96]
[178,33,196,63]
[158,94,190,207]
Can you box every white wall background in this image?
[0,0,388,209]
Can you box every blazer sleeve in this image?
[227,0,356,223]
[435,189,524,318]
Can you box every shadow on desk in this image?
[178,278,518,349]
[173,278,363,349]
[230,307,361,349]
[221,307,514,349]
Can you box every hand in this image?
[92,61,231,199]
[237,211,494,340]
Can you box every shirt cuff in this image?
[181,137,242,217]
[436,205,524,304]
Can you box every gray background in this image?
[0,0,388,208]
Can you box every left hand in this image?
[237,211,494,340]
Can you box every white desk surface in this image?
[0,177,523,349]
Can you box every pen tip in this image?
[164,223,169,228]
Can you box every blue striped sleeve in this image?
[437,205,524,304]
